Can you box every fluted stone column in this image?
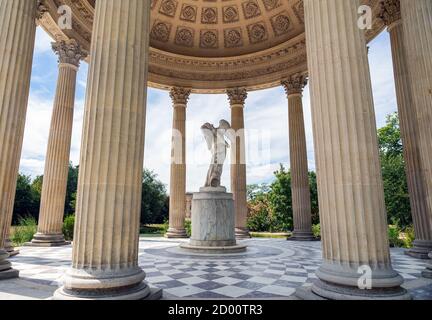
[400,0,432,279]
[227,88,251,239]
[380,0,432,259]
[166,88,190,239]
[298,0,409,299]
[282,75,315,241]
[0,0,37,280]
[29,40,87,247]
[54,0,161,300]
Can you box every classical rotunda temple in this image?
[0,0,431,300]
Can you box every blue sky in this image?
[20,27,397,192]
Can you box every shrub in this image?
[63,215,75,241]
[11,216,37,246]
[247,197,273,232]
[185,219,192,237]
[312,224,321,238]
[402,225,415,249]
[388,224,404,248]
[161,220,169,235]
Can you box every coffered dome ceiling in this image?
[39,0,385,93]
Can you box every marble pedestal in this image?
[180,187,247,254]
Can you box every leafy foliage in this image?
[378,113,412,228]
[247,165,319,232]
[141,169,169,224]
[62,215,75,241]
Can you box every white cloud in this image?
[34,27,54,54]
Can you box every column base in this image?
[53,267,163,300]
[165,228,188,239]
[304,262,411,300]
[405,240,432,259]
[4,239,19,257]
[26,233,71,247]
[422,252,432,279]
[180,243,247,254]
[288,230,319,241]
[0,250,19,281]
[296,280,411,300]
[235,228,251,239]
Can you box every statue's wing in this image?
[201,126,214,150]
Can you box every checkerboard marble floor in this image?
[2,238,431,300]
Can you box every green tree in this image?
[309,171,320,225]
[247,184,273,232]
[65,164,79,215]
[268,165,293,231]
[13,174,39,224]
[378,113,411,227]
[141,169,168,224]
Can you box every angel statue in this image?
[201,120,233,188]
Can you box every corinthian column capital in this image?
[36,0,49,20]
[281,73,308,96]
[379,0,401,29]
[170,87,191,105]
[52,39,88,68]
[227,88,248,106]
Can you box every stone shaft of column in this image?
[54,0,161,300]
[283,78,314,241]
[0,0,37,280]
[228,88,250,239]
[166,88,190,239]
[31,41,86,247]
[302,0,408,299]
[400,0,432,279]
[380,1,432,259]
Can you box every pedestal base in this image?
[0,268,19,280]
[4,239,19,257]
[165,228,188,239]
[422,267,432,279]
[288,230,319,241]
[0,250,19,280]
[180,243,247,254]
[26,233,71,247]
[53,267,162,300]
[422,253,432,279]
[405,240,432,259]
[235,228,251,239]
[300,263,411,300]
[54,284,162,300]
[184,188,247,254]
[296,280,411,300]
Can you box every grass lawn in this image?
[140,224,165,236]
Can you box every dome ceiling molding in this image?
[38,0,385,93]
